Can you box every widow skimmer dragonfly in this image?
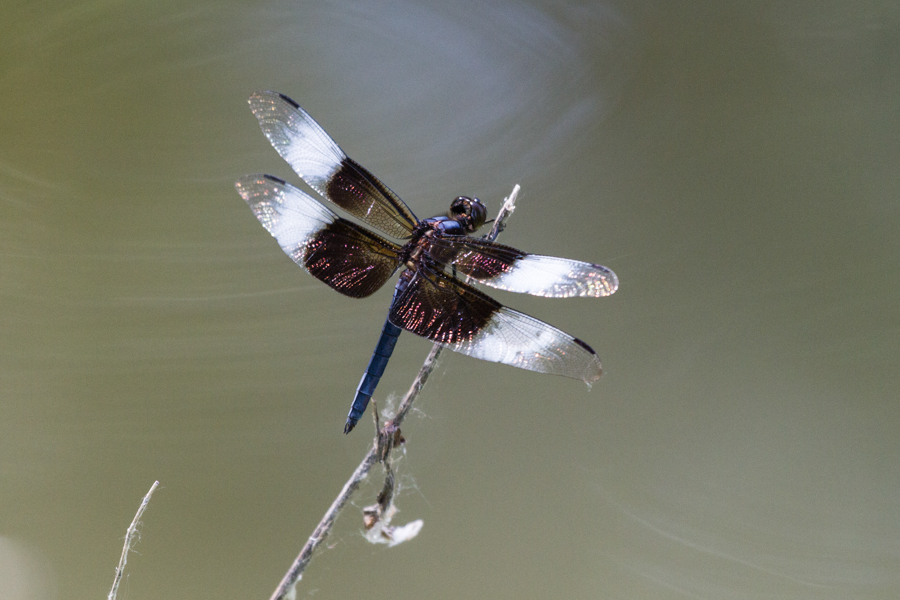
[236,92,618,433]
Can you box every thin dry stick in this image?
[267,358,428,600]
[268,185,520,600]
[108,480,160,600]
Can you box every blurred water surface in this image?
[1,1,899,599]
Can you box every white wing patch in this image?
[248,92,344,196]
[235,174,336,259]
[483,255,619,298]
[449,306,602,383]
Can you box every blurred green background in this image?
[2,1,899,598]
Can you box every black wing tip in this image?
[572,336,597,356]
[275,92,300,108]
[248,90,300,110]
[234,174,287,191]
[573,336,604,382]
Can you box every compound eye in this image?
[450,196,470,216]
[467,198,487,232]
[449,196,487,233]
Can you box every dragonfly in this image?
[236,92,618,433]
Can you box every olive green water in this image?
[2,1,898,598]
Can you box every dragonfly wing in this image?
[428,236,618,297]
[236,174,401,298]
[248,91,418,239]
[389,268,602,382]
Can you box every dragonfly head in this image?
[449,196,487,233]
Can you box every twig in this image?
[268,349,435,600]
[268,185,521,600]
[108,481,159,600]
[487,183,519,242]
[269,442,381,600]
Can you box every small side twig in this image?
[268,185,521,600]
[108,480,159,600]
[362,418,403,533]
